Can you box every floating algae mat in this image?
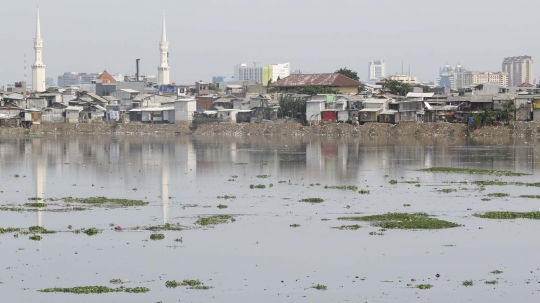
[62,196,149,207]
[474,212,540,220]
[419,167,529,176]
[195,215,235,226]
[337,213,460,229]
[39,286,149,294]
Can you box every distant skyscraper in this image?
[234,62,290,86]
[368,60,386,81]
[45,77,54,86]
[158,12,170,85]
[502,56,534,87]
[32,8,46,92]
[437,63,508,89]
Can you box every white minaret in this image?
[158,12,170,85]
[32,8,46,92]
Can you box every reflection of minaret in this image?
[161,147,169,224]
[186,139,196,181]
[35,140,46,227]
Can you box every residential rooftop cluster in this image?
[1,9,539,128]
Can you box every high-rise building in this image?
[57,72,99,87]
[368,60,386,81]
[32,8,46,92]
[157,13,170,85]
[437,63,508,89]
[234,62,290,86]
[502,56,534,87]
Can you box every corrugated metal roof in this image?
[270,74,363,87]
[406,92,435,98]
[66,106,84,111]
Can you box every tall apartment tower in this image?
[502,56,534,87]
[368,60,386,81]
[32,8,46,92]
[157,13,170,85]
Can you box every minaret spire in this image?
[157,10,170,85]
[32,7,46,92]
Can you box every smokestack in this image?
[136,59,140,81]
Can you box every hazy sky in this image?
[1,0,538,86]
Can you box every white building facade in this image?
[502,56,534,87]
[368,60,386,81]
[32,9,46,92]
[234,62,291,86]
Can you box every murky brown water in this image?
[1,135,540,302]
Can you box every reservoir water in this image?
[1,135,539,302]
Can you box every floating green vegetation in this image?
[0,227,22,234]
[217,204,228,209]
[63,196,149,207]
[165,280,212,289]
[389,180,398,185]
[472,180,508,186]
[338,224,361,230]
[231,175,238,178]
[234,162,248,165]
[324,185,358,191]
[415,184,421,187]
[487,193,509,197]
[14,174,20,178]
[312,284,327,290]
[150,234,165,240]
[485,280,498,285]
[174,238,183,243]
[369,231,385,236]
[290,224,301,228]
[419,167,528,177]
[474,211,540,220]
[416,284,433,290]
[109,279,122,284]
[438,188,457,194]
[337,213,460,229]
[515,182,540,187]
[520,195,540,199]
[24,203,47,208]
[39,286,149,294]
[300,198,324,203]
[321,218,330,221]
[29,235,42,241]
[217,195,236,199]
[462,280,473,287]
[29,226,56,234]
[403,204,411,207]
[28,197,43,201]
[83,228,99,236]
[402,181,420,184]
[491,270,503,274]
[278,181,287,183]
[195,215,235,226]
[359,190,370,195]
[256,175,271,178]
[227,179,236,182]
[249,184,266,189]
[145,223,183,231]
[481,198,491,201]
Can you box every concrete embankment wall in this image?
[0,122,538,137]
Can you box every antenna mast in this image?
[24,54,27,83]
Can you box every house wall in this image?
[175,100,196,122]
[66,110,80,123]
[306,102,324,122]
[533,109,540,122]
[337,86,358,95]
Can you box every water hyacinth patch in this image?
[312,284,327,290]
[359,190,370,195]
[150,234,165,240]
[249,184,266,189]
[217,195,236,199]
[24,203,47,208]
[485,280,498,285]
[337,213,460,229]
[520,195,540,199]
[337,224,361,230]
[217,204,228,209]
[195,215,235,226]
[474,211,540,220]
[165,280,212,289]
[389,180,398,185]
[145,223,183,231]
[300,198,324,203]
[29,226,56,234]
[462,280,473,287]
[83,228,100,236]
[487,193,509,197]
[63,196,149,207]
[290,224,300,228]
[39,286,149,294]
[256,175,271,178]
[419,167,528,177]
[438,189,457,194]
[324,185,358,191]
[29,235,42,241]
[416,284,432,289]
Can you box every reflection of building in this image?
[161,147,169,224]
[502,56,534,87]
[368,60,386,81]
[34,139,46,227]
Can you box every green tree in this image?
[277,76,281,81]
[382,79,411,96]
[335,68,359,81]
[277,95,306,121]
[500,100,515,122]
[208,83,221,92]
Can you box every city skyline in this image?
[1,0,538,87]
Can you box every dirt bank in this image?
[0,121,538,137]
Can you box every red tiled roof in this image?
[97,70,116,83]
[270,73,363,87]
